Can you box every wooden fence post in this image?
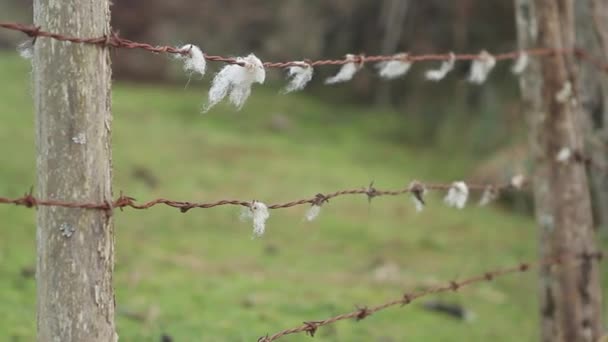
[515,0,603,341]
[33,0,116,340]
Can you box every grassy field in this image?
[0,52,605,341]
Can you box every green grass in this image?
[0,52,605,341]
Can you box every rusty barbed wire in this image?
[0,180,525,213]
[1,22,607,72]
[257,251,603,341]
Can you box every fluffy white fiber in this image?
[241,201,270,238]
[17,40,33,60]
[510,175,525,189]
[205,54,265,112]
[377,54,412,80]
[425,53,456,81]
[408,181,426,213]
[283,62,313,93]
[556,147,572,163]
[305,204,322,221]
[178,44,206,78]
[479,186,498,206]
[444,181,469,209]
[555,82,572,103]
[325,54,362,85]
[511,52,528,75]
[468,50,496,84]
[411,194,424,212]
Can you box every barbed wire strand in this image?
[0,181,523,212]
[257,252,603,341]
[1,22,607,72]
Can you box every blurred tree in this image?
[575,0,608,235]
[374,0,410,106]
[515,0,602,341]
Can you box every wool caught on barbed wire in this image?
[511,52,529,75]
[305,204,322,221]
[16,39,33,60]
[425,53,456,81]
[556,147,572,163]
[479,186,499,206]
[283,62,313,93]
[377,53,412,80]
[241,201,270,237]
[555,82,572,103]
[408,181,426,212]
[205,54,265,112]
[325,54,363,85]
[468,50,496,84]
[176,44,206,78]
[444,181,469,209]
[510,174,526,189]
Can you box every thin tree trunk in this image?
[33,1,116,341]
[515,1,603,341]
[375,0,409,106]
[576,0,608,235]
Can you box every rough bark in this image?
[33,1,116,341]
[576,0,608,235]
[515,1,602,341]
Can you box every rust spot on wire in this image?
[355,306,371,321]
[401,293,413,306]
[449,281,460,291]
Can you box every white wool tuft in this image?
[240,206,253,222]
[177,44,206,78]
[17,40,33,60]
[305,204,322,221]
[444,181,469,209]
[243,201,270,238]
[468,50,496,84]
[408,181,426,213]
[205,54,266,112]
[510,174,526,189]
[555,82,572,103]
[325,54,362,85]
[283,62,314,93]
[511,52,529,75]
[377,54,412,80]
[479,186,499,206]
[556,147,572,163]
[425,53,456,81]
[411,195,424,212]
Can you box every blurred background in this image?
[0,1,606,341]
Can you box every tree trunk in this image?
[375,0,409,106]
[575,0,608,235]
[33,1,116,341]
[515,1,603,341]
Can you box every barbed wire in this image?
[257,251,603,341]
[0,180,524,213]
[1,22,607,72]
